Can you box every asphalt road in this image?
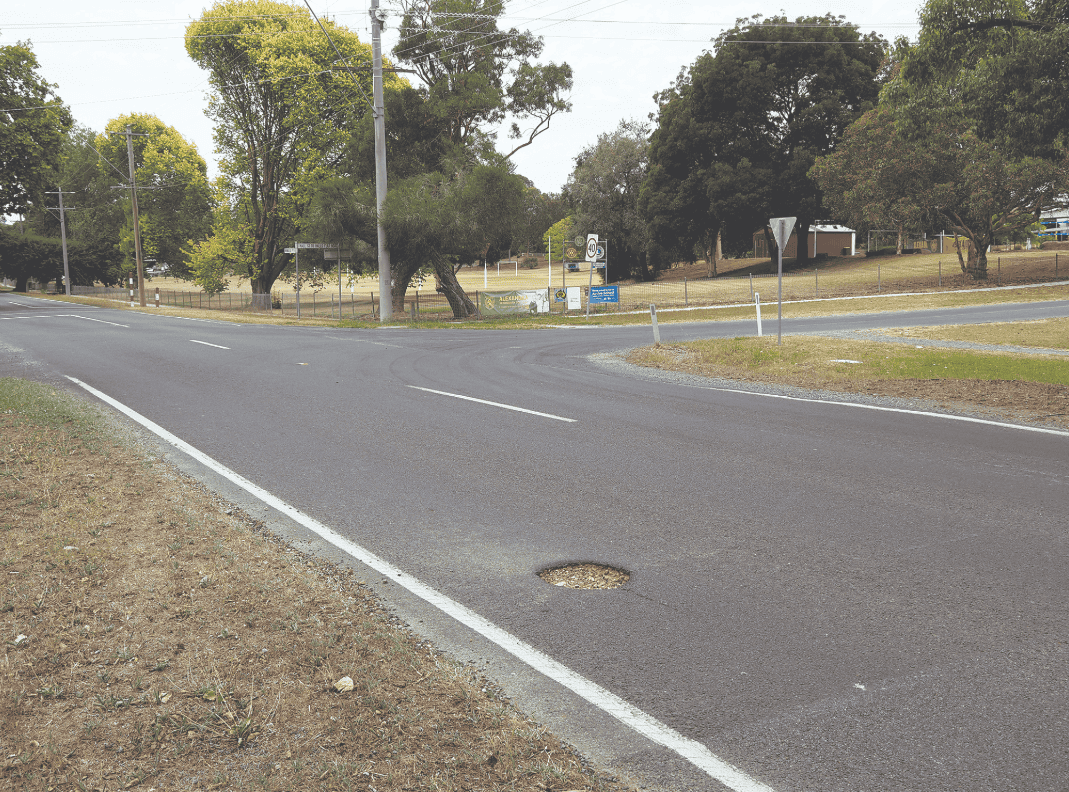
[2,293,1067,792]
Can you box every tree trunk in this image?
[762,227,776,268]
[795,221,810,266]
[896,224,904,255]
[433,257,477,318]
[705,228,721,277]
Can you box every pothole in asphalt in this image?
[538,563,630,590]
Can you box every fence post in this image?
[878,262,881,293]
[1056,253,1059,278]
[814,267,818,298]
[998,257,1001,286]
[684,278,688,307]
[749,273,754,301]
[938,260,941,288]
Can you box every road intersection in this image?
[2,293,1067,792]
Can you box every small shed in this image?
[753,224,856,259]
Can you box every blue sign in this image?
[588,285,619,304]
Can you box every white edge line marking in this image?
[190,339,230,350]
[700,384,1069,438]
[408,385,577,423]
[70,314,129,328]
[64,375,771,792]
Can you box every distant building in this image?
[1039,207,1068,242]
[753,224,856,259]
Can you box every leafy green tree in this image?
[809,108,936,254]
[871,0,1069,277]
[95,113,211,279]
[565,121,653,281]
[393,0,573,158]
[312,1,572,317]
[542,216,575,262]
[0,38,73,216]
[185,0,381,302]
[0,225,115,292]
[924,120,1066,277]
[885,0,1069,159]
[643,15,886,267]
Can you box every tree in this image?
[643,15,886,267]
[809,108,936,254]
[871,0,1069,277]
[185,0,380,303]
[311,0,573,317]
[924,120,1066,277]
[393,0,573,158]
[0,38,73,216]
[566,121,654,281]
[0,224,115,292]
[95,113,211,279]
[542,216,575,262]
[886,0,1069,160]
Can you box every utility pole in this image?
[45,187,77,296]
[370,0,391,321]
[110,125,150,307]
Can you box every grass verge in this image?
[0,378,625,792]
[24,282,1069,329]
[628,336,1069,429]
[883,316,1069,349]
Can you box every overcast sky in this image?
[7,0,925,195]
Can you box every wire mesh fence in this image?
[68,252,1064,320]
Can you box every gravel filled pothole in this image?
[539,563,630,589]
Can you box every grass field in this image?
[0,378,624,792]
[86,247,1064,321]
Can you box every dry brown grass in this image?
[0,380,626,792]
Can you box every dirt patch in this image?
[0,387,628,792]
[539,565,630,590]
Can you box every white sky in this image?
[5,0,925,195]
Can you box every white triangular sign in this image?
[770,217,797,253]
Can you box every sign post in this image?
[769,217,796,345]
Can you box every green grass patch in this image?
[870,347,1069,385]
[637,336,1069,388]
[0,378,106,436]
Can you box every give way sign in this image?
[770,217,796,253]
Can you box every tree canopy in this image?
[393,0,573,159]
[95,113,211,279]
[566,121,653,281]
[642,15,886,266]
[885,0,1069,159]
[185,0,382,298]
[311,0,572,317]
[0,38,73,216]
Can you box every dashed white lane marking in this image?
[190,339,230,350]
[69,314,129,328]
[407,385,577,423]
[65,375,773,792]
[698,384,1069,438]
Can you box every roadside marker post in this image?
[650,303,660,345]
[769,217,796,346]
[154,287,160,308]
[755,293,762,337]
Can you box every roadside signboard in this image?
[296,242,337,249]
[478,290,549,315]
[566,286,581,310]
[586,234,598,262]
[589,285,619,304]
